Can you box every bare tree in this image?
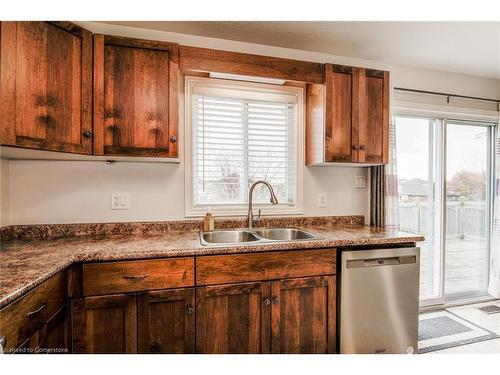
[214,156,241,199]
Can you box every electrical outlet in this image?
[111,193,129,210]
[353,175,366,189]
[318,193,327,208]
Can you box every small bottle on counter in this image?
[203,211,215,231]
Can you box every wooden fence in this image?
[399,201,486,239]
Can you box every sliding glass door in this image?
[445,121,492,300]
[395,115,495,305]
[396,116,441,302]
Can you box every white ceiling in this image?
[105,21,500,79]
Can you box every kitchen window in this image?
[185,77,303,216]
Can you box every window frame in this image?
[184,76,304,217]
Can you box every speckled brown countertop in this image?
[0,223,424,308]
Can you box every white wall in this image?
[6,160,369,225]
[2,22,499,225]
[0,158,10,226]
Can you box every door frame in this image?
[394,108,498,308]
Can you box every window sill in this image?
[185,206,303,218]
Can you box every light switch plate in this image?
[353,175,366,189]
[111,193,129,210]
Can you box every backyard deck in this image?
[419,237,488,299]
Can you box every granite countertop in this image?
[0,225,424,308]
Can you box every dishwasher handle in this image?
[346,255,416,269]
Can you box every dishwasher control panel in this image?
[347,255,416,268]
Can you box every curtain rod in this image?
[393,87,500,104]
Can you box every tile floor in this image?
[429,300,500,353]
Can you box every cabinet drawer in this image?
[196,249,336,286]
[0,271,66,352]
[82,258,194,296]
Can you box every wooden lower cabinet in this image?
[39,307,68,353]
[138,288,195,353]
[72,288,195,354]
[72,294,137,353]
[195,276,336,354]
[13,331,40,354]
[69,252,337,354]
[271,276,336,353]
[11,307,68,354]
[0,271,67,354]
[196,282,271,354]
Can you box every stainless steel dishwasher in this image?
[340,247,420,354]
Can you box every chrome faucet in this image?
[247,180,279,229]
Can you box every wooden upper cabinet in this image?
[137,288,195,354]
[0,21,92,154]
[306,64,389,165]
[359,69,389,164]
[93,35,179,157]
[196,282,271,354]
[270,276,336,354]
[325,65,355,162]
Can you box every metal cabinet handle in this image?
[186,305,194,315]
[123,273,150,280]
[359,144,366,150]
[272,297,280,305]
[263,298,271,306]
[169,135,177,143]
[352,144,360,150]
[82,130,93,138]
[26,303,47,318]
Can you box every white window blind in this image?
[192,88,297,208]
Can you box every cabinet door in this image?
[93,35,179,157]
[357,69,389,164]
[13,330,40,354]
[196,282,271,353]
[271,276,336,354]
[0,21,92,154]
[137,288,195,353]
[39,306,68,354]
[72,294,137,353]
[324,64,355,162]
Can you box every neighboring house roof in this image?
[398,178,429,197]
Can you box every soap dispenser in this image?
[203,211,215,231]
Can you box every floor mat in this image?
[418,316,472,340]
[476,304,500,315]
[418,310,499,353]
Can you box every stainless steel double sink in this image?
[199,227,319,246]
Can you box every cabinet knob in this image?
[82,130,93,138]
[169,135,177,143]
[272,297,280,305]
[186,305,194,315]
[359,144,366,150]
[263,298,271,306]
[352,144,360,150]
